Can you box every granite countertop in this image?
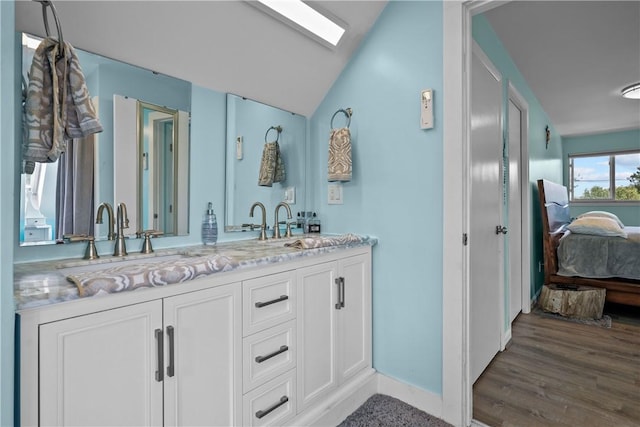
[15,234,376,311]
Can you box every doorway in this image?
[441,1,533,425]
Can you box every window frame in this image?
[568,149,640,204]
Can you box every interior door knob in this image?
[495,225,508,235]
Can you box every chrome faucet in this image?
[273,202,293,239]
[249,202,268,241]
[96,202,115,240]
[113,202,129,256]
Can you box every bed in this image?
[537,179,640,307]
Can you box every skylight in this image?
[256,0,346,47]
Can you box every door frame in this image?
[442,1,532,425]
[507,81,531,318]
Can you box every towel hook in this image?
[265,125,282,143]
[33,0,64,46]
[331,108,352,129]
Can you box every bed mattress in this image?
[557,226,640,280]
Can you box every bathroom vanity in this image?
[15,236,374,426]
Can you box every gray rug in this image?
[337,394,453,427]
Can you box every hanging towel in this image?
[328,127,352,182]
[258,141,285,187]
[23,38,103,174]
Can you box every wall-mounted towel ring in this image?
[33,0,65,47]
[331,108,353,129]
[265,125,283,143]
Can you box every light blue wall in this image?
[309,1,444,394]
[0,1,16,423]
[473,14,564,298]
[225,94,307,229]
[563,129,640,226]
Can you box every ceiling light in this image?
[256,0,346,47]
[621,82,640,99]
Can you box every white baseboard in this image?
[289,368,377,427]
[501,327,512,350]
[376,373,443,420]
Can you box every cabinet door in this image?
[337,254,371,383]
[163,283,242,427]
[296,262,338,411]
[39,300,163,427]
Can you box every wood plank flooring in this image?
[473,309,640,427]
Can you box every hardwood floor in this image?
[473,309,640,427]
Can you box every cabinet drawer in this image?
[243,369,296,427]
[244,320,296,392]
[243,271,296,336]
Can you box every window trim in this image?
[568,149,640,203]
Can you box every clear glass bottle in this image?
[202,202,218,245]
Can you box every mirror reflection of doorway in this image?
[142,105,176,235]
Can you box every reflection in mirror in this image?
[18,32,192,246]
[113,97,189,237]
[225,94,307,231]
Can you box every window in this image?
[569,151,640,202]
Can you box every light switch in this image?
[328,183,343,205]
[420,89,434,129]
[284,187,296,204]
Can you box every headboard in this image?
[537,179,571,284]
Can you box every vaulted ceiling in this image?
[15,0,387,117]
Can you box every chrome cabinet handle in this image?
[166,326,175,377]
[255,345,289,364]
[154,328,164,382]
[255,396,289,419]
[255,295,288,308]
[335,277,345,309]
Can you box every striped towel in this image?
[328,127,351,182]
[258,141,285,187]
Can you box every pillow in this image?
[567,216,627,238]
[578,211,625,228]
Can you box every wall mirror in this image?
[225,94,307,231]
[18,33,192,246]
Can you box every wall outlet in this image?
[328,183,343,204]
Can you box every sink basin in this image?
[57,253,187,276]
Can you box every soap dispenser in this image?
[202,202,218,245]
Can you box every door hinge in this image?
[463,233,468,246]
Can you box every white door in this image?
[163,283,242,427]
[337,254,371,383]
[508,98,523,323]
[296,262,338,410]
[470,44,504,383]
[39,301,164,427]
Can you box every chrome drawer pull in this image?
[255,395,289,419]
[255,295,288,308]
[255,345,289,364]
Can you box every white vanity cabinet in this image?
[39,300,165,426]
[296,253,371,412]
[19,245,373,427]
[37,283,242,427]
